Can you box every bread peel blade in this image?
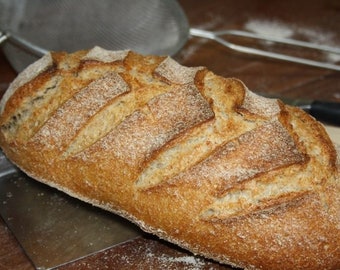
[0,152,142,269]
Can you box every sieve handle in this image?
[0,30,48,57]
[190,28,340,72]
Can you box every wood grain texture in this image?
[0,219,34,270]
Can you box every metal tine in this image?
[214,29,340,54]
[190,28,340,71]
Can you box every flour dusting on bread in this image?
[0,47,338,270]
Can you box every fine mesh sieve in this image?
[0,0,190,71]
[1,0,340,73]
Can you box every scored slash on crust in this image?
[1,46,310,222]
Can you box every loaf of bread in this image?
[0,47,339,270]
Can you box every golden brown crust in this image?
[0,47,339,270]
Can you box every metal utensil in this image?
[1,0,340,72]
[190,29,340,72]
[259,93,340,126]
[0,30,48,57]
[0,0,189,71]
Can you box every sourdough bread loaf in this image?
[0,47,339,270]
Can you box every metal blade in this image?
[0,152,142,270]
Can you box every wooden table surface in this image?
[0,0,339,269]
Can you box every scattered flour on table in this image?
[245,19,294,38]
[244,19,340,62]
[145,250,209,269]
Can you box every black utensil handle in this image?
[310,101,340,126]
